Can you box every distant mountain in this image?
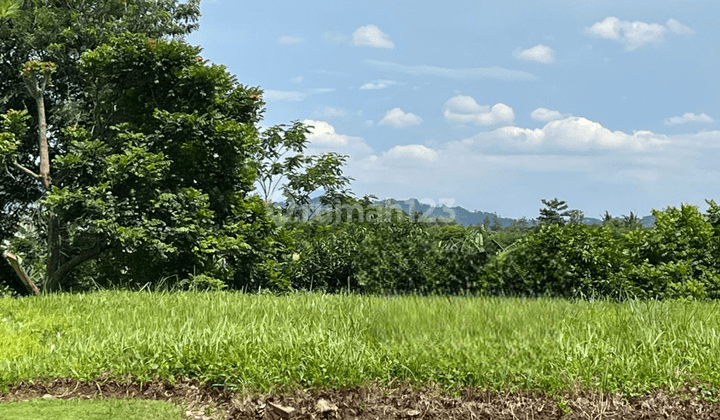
[276,197,656,228]
[376,198,518,227]
[376,198,656,228]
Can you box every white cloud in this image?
[443,96,514,126]
[263,90,305,101]
[541,117,667,150]
[289,76,303,84]
[530,107,568,122]
[352,24,394,49]
[666,18,695,36]
[313,106,347,118]
[585,17,693,51]
[378,108,422,128]
[300,115,720,221]
[513,45,556,64]
[303,120,372,155]
[278,36,304,45]
[365,60,538,82]
[360,79,397,90]
[385,144,438,162]
[263,88,334,102]
[465,117,669,152]
[664,112,714,125]
[308,88,336,94]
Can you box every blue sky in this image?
[187,0,719,219]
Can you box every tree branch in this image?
[13,160,42,180]
[44,243,111,292]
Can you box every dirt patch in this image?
[2,378,720,419]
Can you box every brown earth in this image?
[2,377,720,419]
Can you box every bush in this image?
[353,220,487,295]
[611,204,720,299]
[481,223,629,298]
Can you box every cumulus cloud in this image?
[461,117,670,153]
[385,144,439,162]
[360,79,397,90]
[378,108,423,128]
[289,76,303,84]
[585,17,693,51]
[352,24,394,49]
[664,112,714,125]
[278,36,304,45]
[513,45,556,64]
[530,107,568,122]
[303,120,372,155]
[365,60,538,82]
[443,96,514,126]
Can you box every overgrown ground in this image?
[2,291,720,418]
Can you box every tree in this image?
[254,122,354,221]
[538,198,571,226]
[568,209,584,225]
[0,0,202,292]
[1,29,290,292]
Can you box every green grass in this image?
[2,291,720,395]
[0,398,183,420]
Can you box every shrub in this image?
[481,223,630,298]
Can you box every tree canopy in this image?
[1,0,351,293]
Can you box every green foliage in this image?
[0,109,27,167]
[254,120,354,220]
[0,0,20,21]
[284,222,364,293]
[482,223,629,298]
[613,204,720,299]
[285,218,487,295]
[0,0,206,291]
[482,202,720,300]
[538,198,571,226]
[2,32,283,291]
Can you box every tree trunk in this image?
[24,67,59,292]
[33,93,61,288]
[36,94,50,190]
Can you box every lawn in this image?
[2,291,720,396]
[0,398,183,420]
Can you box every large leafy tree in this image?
[0,1,298,293]
[0,0,201,292]
[4,32,276,292]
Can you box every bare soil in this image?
[2,377,720,420]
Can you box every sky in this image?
[187,0,719,219]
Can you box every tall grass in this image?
[2,291,720,395]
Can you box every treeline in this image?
[255,198,720,300]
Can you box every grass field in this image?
[0,398,183,420]
[2,291,720,397]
